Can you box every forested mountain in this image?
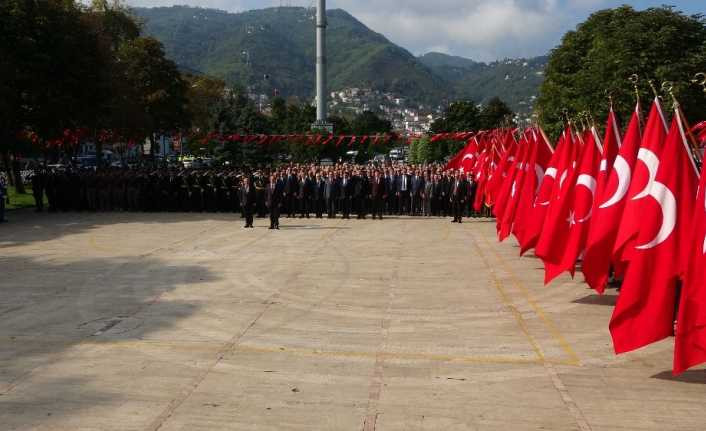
[134,6,546,113]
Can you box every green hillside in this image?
[133,6,545,113]
[419,53,548,114]
[134,6,447,105]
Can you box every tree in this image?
[351,111,392,136]
[428,101,481,161]
[430,100,481,134]
[185,74,226,137]
[1,0,109,189]
[479,97,513,130]
[537,5,706,137]
[117,37,190,158]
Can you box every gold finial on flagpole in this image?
[605,89,614,110]
[691,72,706,94]
[662,81,677,107]
[648,79,660,99]
[663,80,702,166]
[629,74,640,101]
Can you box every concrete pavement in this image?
[0,211,704,430]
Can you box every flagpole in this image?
[662,80,702,167]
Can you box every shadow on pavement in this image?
[0,211,244,248]
[572,294,618,306]
[652,370,706,384]
[0,253,220,428]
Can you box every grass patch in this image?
[7,187,43,210]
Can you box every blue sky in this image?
[125,0,704,61]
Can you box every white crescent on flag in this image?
[633,149,660,200]
[599,156,630,209]
[537,167,557,206]
[575,174,597,223]
[635,181,676,250]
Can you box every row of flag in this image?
[447,99,706,374]
[199,132,400,147]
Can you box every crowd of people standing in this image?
[21,163,489,228]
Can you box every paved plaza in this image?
[1,211,705,431]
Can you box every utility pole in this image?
[312,0,332,132]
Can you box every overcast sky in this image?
[124,0,704,61]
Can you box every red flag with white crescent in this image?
[610,109,698,354]
[583,106,640,293]
[542,125,603,284]
[497,131,534,241]
[675,119,706,374]
[613,98,669,264]
[512,127,554,248]
[519,128,571,255]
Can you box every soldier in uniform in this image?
[0,173,8,222]
[30,166,46,212]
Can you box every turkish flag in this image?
[544,126,603,283]
[446,138,477,171]
[583,106,640,293]
[483,145,502,207]
[534,127,583,283]
[613,98,669,264]
[675,118,706,374]
[474,144,498,211]
[610,111,699,354]
[497,131,534,240]
[486,131,518,206]
[520,128,573,255]
[494,133,530,234]
[512,128,554,247]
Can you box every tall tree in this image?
[479,97,514,130]
[117,36,190,158]
[537,5,706,136]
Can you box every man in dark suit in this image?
[324,172,339,218]
[313,172,325,218]
[240,176,257,228]
[266,173,285,229]
[422,173,433,216]
[432,173,444,216]
[340,172,353,219]
[385,169,396,215]
[284,169,298,218]
[396,168,411,215]
[354,170,369,219]
[410,170,424,216]
[370,170,387,220]
[450,171,468,223]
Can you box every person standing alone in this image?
[266,174,285,229]
[240,176,256,228]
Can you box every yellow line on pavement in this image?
[234,343,578,366]
[478,232,581,366]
